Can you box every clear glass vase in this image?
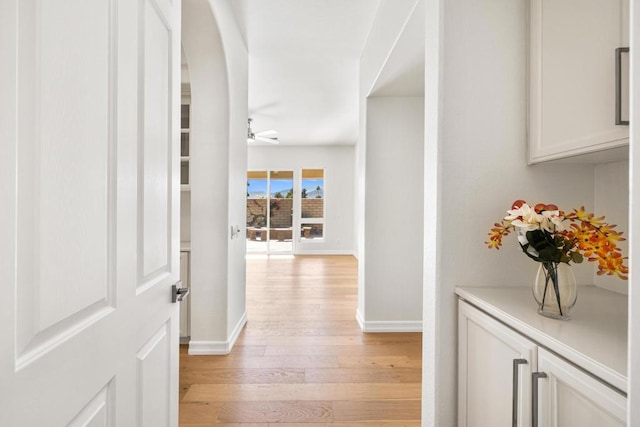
[533,262,577,320]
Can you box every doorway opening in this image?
[179,47,191,345]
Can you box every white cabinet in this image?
[458,302,536,427]
[179,251,190,341]
[536,348,626,427]
[459,300,626,427]
[529,0,629,163]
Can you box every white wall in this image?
[357,0,423,329]
[211,0,249,344]
[362,97,424,327]
[182,0,248,354]
[423,0,599,423]
[248,145,355,254]
[357,0,420,258]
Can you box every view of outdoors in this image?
[246,169,324,253]
[300,169,324,240]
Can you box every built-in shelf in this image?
[456,285,628,392]
[181,104,190,187]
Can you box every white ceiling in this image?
[229,0,381,146]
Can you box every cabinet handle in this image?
[512,359,528,427]
[532,372,547,427]
[615,47,630,125]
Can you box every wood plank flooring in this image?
[179,255,422,426]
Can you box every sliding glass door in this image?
[246,171,268,252]
[246,170,294,254]
[267,171,294,253]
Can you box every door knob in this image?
[172,282,190,303]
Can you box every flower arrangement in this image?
[486,200,628,280]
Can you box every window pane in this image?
[246,171,268,252]
[269,170,294,201]
[301,223,323,240]
[247,171,268,199]
[301,169,323,219]
[301,170,323,199]
[269,170,293,230]
[301,197,323,219]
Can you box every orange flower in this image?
[567,206,606,226]
[487,201,629,280]
[595,252,628,280]
[485,221,513,249]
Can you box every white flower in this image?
[505,203,542,231]
[540,210,566,232]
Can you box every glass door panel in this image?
[268,171,293,253]
[246,171,268,253]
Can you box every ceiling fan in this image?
[247,118,279,144]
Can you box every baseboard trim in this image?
[188,340,228,355]
[294,250,356,256]
[356,310,422,333]
[228,311,248,350]
[356,309,365,331]
[188,312,247,355]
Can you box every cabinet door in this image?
[179,251,190,339]
[459,301,537,427]
[535,348,626,427]
[529,0,629,163]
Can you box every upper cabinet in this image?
[529,0,629,164]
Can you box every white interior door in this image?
[0,0,182,425]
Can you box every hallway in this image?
[179,255,422,425]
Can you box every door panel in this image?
[68,383,114,427]
[137,323,171,426]
[0,0,181,425]
[141,0,172,282]
[268,170,293,253]
[15,0,116,369]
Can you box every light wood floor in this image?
[179,255,422,426]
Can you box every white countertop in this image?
[456,285,628,393]
[180,241,191,252]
